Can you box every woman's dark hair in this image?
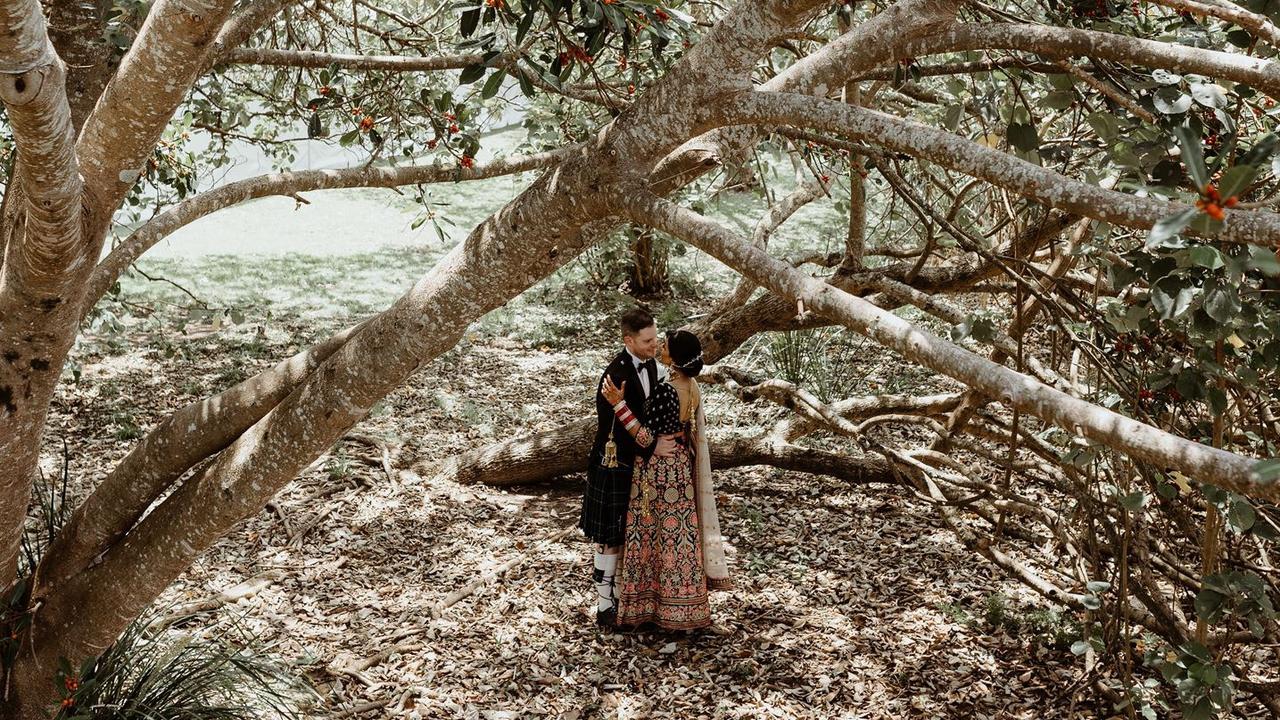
[620,307,655,337]
[665,330,704,377]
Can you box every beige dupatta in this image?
[691,389,733,590]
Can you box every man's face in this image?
[623,325,658,361]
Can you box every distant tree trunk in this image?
[627,226,669,297]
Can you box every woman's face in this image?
[658,336,673,366]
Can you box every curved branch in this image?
[84,146,577,312]
[721,91,1280,245]
[611,189,1273,502]
[904,23,1280,97]
[219,47,490,71]
[0,0,82,278]
[76,0,236,227]
[1143,0,1280,50]
[210,0,298,62]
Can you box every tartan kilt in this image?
[579,450,634,547]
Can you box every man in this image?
[578,308,674,627]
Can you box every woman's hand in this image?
[601,375,626,405]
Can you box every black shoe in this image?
[596,607,617,628]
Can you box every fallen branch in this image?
[153,571,283,627]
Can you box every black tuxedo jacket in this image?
[590,350,657,468]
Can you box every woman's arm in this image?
[602,375,656,447]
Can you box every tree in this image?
[1,0,1279,716]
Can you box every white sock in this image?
[594,552,619,612]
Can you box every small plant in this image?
[111,412,143,441]
[325,453,352,482]
[53,614,312,720]
[762,327,861,402]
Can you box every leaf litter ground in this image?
[49,296,1120,720]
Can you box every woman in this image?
[600,329,732,630]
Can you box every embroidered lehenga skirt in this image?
[614,445,712,630]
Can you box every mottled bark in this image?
[905,23,1280,98]
[34,323,364,597]
[425,415,896,489]
[0,0,83,591]
[44,0,113,130]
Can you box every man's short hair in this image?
[620,308,655,337]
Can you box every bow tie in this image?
[638,358,656,372]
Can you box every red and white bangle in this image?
[613,400,639,432]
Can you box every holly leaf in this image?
[1008,121,1039,152]
[1146,207,1198,249]
[1175,126,1210,191]
[1153,88,1192,115]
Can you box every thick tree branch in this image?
[76,0,237,227]
[723,91,1280,245]
[84,146,578,312]
[209,0,298,61]
[612,190,1273,501]
[905,23,1280,97]
[28,0,835,673]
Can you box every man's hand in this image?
[653,435,678,458]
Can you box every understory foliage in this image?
[50,618,307,720]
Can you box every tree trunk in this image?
[627,226,669,297]
[423,417,895,489]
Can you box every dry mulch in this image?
[45,312,1105,720]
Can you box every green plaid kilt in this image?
[579,450,634,547]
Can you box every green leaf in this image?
[481,69,505,99]
[1152,69,1183,84]
[1088,112,1120,142]
[1227,28,1256,47]
[1187,246,1224,269]
[943,104,963,131]
[1151,279,1196,319]
[1204,286,1241,323]
[1043,91,1074,110]
[460,7,482,37]
[1070,640,1091,655]
[1228,499,1256,533]
[1008,121,1039,152]
[1247,245,1280,276]
[1086,580,1111,593]
[1118,490,1149,511]
[1175,126,1210,191]
[1208,386,1229,416]
[1176,369,1206,401]
[1153,88,1192,115]
[1194,589,1225,621]
[1081,594,1103,610]
[1218,164,1259,200]
[1190,82,1228,109]
[1146,208,1198,250]
[459,63,486,84]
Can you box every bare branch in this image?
[612,190,1272,501]
[905,23,1280,97]
[85,146,578,312]
[218,47,490,71]
[722,91,1280,245]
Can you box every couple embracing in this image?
[578,308,732,630]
